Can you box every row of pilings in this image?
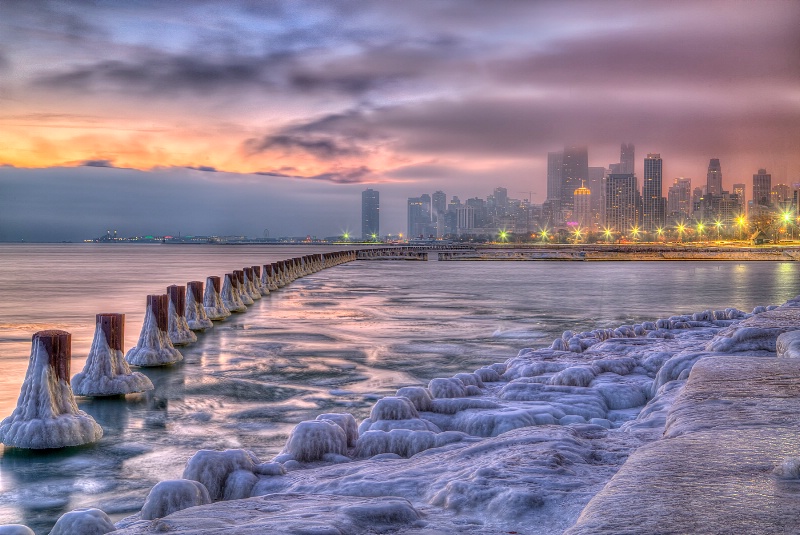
[0,250,357,451]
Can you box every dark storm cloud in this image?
[245,134,364,160]
[255,165,374,184]
[80,159,115,168]
[185,166,217,173]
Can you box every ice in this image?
[202,276,230,320]
[395,386,434,411]
[50,508,116,535]
[221,273,247,312]
[167,288,197,346]
[0,331,103,449]
[354,429,466,458]
[125,300,183,367]
[140,479,211,520]
[185,281,213,331]
[549,366,596,387]
[234,271,254,306]
[776,329,800,358]
[261,264,278,292]
[706,306,800,352]
[182,449,284,501]
[0,526,35,535]
[316,413,359,447]
[242,268,261,301]
[72,321,154,396]
[251,265,268,296]
[428,377,467,398]
[280,420,348,462]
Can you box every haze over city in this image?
[1,0,798,241]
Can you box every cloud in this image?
[186,165,217,172]
[245,133,364,160]
[256,165,375,184]
[80,159,115,168]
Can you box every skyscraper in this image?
[667,178,692,220]
[642,153,665,231]
[361,188,379,239]
[432,190,447,237]
[407,197,425,238]
[707,159,722,196]
[573,183,592,229]
[588,166,606,227]
[605,173,641,234]
[752,168,772,208]
[546,151,563,203]
[732,183,746,210]
[620,143,635,174]
[561,146,588,218]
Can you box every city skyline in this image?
[1,1,798,241]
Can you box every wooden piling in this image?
[34,330,71,383]
[96,313,125,351]
[234,270,245,285]
[147,294,169,332]
[187,281,204,302]
[208,275,221,293]
[166,285,186,317]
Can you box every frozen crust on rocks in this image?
[125,306,183,367]
[73,327,153,396]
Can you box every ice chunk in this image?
[0,330,103,449]
[140,479,212,520]
[167,285,197,346]
[72,313,154,396]
[370,396,419,420]
[428,378,467,398]
[50,508,116,535]
[549,366,596,387]
[354,429,465,458]
[395,386,434,411]
[202,276,231,320]
[185,281,214,331]
[777,330,800,358]
[453,372,484,388]
[774,457,800,479]
[222,272,247,312]
[316,413,358,447]
[125,295,183,367]
[473,367,502,382]
[281,420,348,462]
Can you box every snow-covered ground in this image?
[94,296,800,534]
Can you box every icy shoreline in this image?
[85,296,800,534]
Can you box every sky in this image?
[1,0,799,241]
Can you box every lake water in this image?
[0,244,798,533]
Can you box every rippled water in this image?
[0,244,798,533]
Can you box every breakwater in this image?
[439,245,800,261]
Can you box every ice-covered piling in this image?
[273,261,286,288]
[234,270,254,305]
[167,285,197,346]
[252,265,268,296]
[242,267,262,301]
[125,295,184,367]
[221,273,247,312]
[203,276,231,321]
[0,330,103,449]
[73,313,154,396]
[263,264,279,291]
[186,281,214,330]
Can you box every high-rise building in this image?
[642,153,665,231]
[407,197,425,238]
[692,187,704,210]
[588,166,606,227]
[546,152,563,218]
[605,173,641,234]
[667,178,692,220]
[493,187,508,216]
[753,168,772,208]
[561,146,588,217]
[772,183,791,205]
[573,184,592,229]
[707,159,722,196]
[732,183,746,212]
[432,190,447,237]
[361,189,380,239]
[620,143,635,174]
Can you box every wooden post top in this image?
[96,313,125,351]
[187,281,204,301]
[252,265,261,276]
[147,294,169,331]
[207,275,221,293]
[166,285,186,316]
[33,330,71,383]
[234,270,245,284]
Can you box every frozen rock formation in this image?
[141,479,212,520]
[280,420,348,462]
[50,508,116,535]
[202,276,230,321]
[125,295,183,367]
[0,330,103,449]
[185,280,213,330]
[221,273,247,313]
[72,313,154,396]
[776,329,800,358]
[0,526,34,535]
[183,449,284,501]
[167,285,197,346]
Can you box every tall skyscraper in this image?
[667,178,692,219]
[546,151,563,202]
[588,166,606,226]
[432,190,447,237]
[407,197,425,238]
[605,173,641,233]
[732,183,745,210]
[493,187,508,214]
[707,159,722,196]
[642,153,665,231]
[620,143,635,174]
[573,183,592,229]
[361,189,379,239]
[561,146,588,217]
[752,168,772,207]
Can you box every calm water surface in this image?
[0,244,798,533]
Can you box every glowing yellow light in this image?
[697,223,705,233]
[714,220,722,229]
[342,232,349,240]
[656,227,664,236]
[630,226,640,239]
[783,211,793,223]
[736,216,746,227]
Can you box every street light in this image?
[573,227,583,244]
[714,220,723,241]
[540,227,549,242]
[676,222,686,243]
[656,227,664,241]
[736,216,746,241]
[696,222,705,242]
[630,226,640,241]
[603,227,613,243]
[498,230,509,243]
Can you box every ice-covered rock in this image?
[167,285,197,346]
[221,273,247,312]
[428,377,467,398]
[125,295,183,367]
[281,420,348,462]
[0,330,103,449]
[395,386,434,411]
[50,508,116,535]
[185,280,213,331]
[354,429,466,458]
[183,449,283,501]
[0,527,34,535]
[316,413,358,447]
[776,329,800,358]
[202,275,231,321]
[141,479,212,520]
[72,313,154,396]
